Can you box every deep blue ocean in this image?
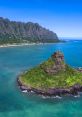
[0,40,82,117]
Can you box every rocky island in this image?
[17,51,82,97]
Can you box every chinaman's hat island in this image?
[17,51,82,97]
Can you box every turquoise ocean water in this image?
[0,40,82,117]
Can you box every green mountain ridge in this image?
[0,17,59,44]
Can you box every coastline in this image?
[0,41,64,48]
[17,69,82,98]
[0,43,43,48]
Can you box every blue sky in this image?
[0,0,82,38]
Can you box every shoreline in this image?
[0,41,64,48]
[0,43,43,48]
[17,69,82,98]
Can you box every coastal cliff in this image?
[17,51,82,97]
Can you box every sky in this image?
[0,0,82,38]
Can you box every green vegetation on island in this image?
[0,17,60,44]
[19,51,82,91]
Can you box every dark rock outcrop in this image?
[17,78,82,97]
[45,51,66,74]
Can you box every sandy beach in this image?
[0,43,43,48]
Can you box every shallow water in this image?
[0,41,82,117]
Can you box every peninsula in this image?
[18,51,82,97]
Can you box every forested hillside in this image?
[0,17,59,44]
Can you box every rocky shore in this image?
[17,75,82,97]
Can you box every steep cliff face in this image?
[0,17,60,44]
[45,51,66,74]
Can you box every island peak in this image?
[45,51,65,74]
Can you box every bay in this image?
[0,40,82,117]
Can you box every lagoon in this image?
[0,40,82,117]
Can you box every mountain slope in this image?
[0,17,60,44]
